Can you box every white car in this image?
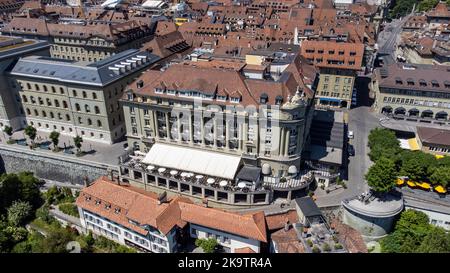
[348,131,354,139]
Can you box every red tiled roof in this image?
[265,210,299,231]
[76,176,268,242]
[179,202,267,242]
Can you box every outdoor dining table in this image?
[238,182,247,189]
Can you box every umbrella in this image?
[170,170,178,176]
[195,175,204,180]
[238,182,247,189]
[180,172,188,178]
[219,180,228,187]
[186,172,194,178]
[207,178,215,184]
[158,168,166,173]
[147,165,155,171]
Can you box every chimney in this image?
[157,191,168,205]
[284,220,290,231]
[83,176,90,187]
[202,198,208,207]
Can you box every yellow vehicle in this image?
[434,185,447,194]
[396,178,405,186]
[175,17,188,26]
[415,182,431,190]
[407,180,416,188]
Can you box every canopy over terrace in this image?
[142,143,242,180]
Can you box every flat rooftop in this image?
[343,193,404,218]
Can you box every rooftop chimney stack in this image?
[284,220,290,232]
[157,191,168,205]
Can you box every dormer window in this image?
[406,79,415,86]
[260,93,268,104]
[167,89,176,95]
[419,80,427,87]
[395,77,403,85]
[217,95,227,101]
[127,91,133,101]
[95,199,101,205]
[230,97,240,103]
[155,88,164,94]
[275,95,283,105]
[431,80,440,88]
[85,195,91,201]
[114,208,121,214]
[136,80,144,88]
[105,204,111,210]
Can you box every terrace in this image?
[118,149,314,206]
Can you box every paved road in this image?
[378,13,413,58]
[315,106,380,207]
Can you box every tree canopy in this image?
[365,157,397,193]
[381,209,450,253]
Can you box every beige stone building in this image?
[372,63,450,125]
[0,36,50,130]
[2,17,154,61]
[9,49,160,144]
[301,40,365,108]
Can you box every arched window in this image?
[35,84,40,91]
[63,101,68,108]
[46,98,52,106]
[85,105,90,113]
[51,86,56,93]
[58,113,62,120]
[97,120,102,127]
[73,90,77,97]
[26,108,31,115]
[112,118,116,126]
[27,83,31,89]
[22,95,28,103]
[42,110,47,117]
[75,103,80,111]
[60,87,64,94]
[78,117,83,124]
[34,109,39,116]
[54,100,60,107]
[87,118,92,125]
[82,91,87,98]
[93,93,97,100]
[66,114,70,121]
[94,106,100,114]
[50,112,54,119]
[43,85,48,92]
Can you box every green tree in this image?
[365,157,397,193]
[49,131,60,151]
[381,210,432,253]
[367,128,401,161]
[7,201,33,226]
[39,228,75,253]
[73,135,83,153]
[417,226,450,253]
[195,238,218,253]
[24,125,37,145]
[430,166,450,187]
[389,0,419,19]
[3,126,13,138]
[418,0,439,11]
[17,172,44,209]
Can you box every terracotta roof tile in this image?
[179,202,267,242]
[265,210,299,231]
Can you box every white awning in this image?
[142,143,241,180]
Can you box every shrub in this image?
[335,243,343,250]
[322,243,331,252]
[59,203,79,218]
[312,245,321,253]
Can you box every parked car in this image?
[348,131,354,139]
[348,145,355,156]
